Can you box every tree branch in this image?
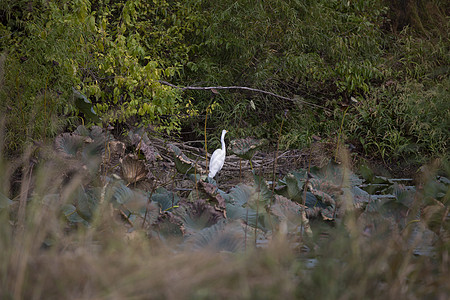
[159,80,330,111]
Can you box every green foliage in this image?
[176,0,448,162]
[229,137,268,161]
[0,0,204,153]
[278,108,339,149]
[181,0,387,141]
[1,0,448,168]
[183,219,246,252]
[193,0,385,89]
[349,78,449,162]
[151,187,180,212]
[169,143,205,175]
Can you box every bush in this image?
[349,78,449,162]
[0,0,202,153]
[176,0,388,143]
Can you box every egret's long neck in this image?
[221,132,226,153]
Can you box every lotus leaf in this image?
[422,201,448,234]
[107,180,137,205]
[229,137,267,160]
[73,88,101,123]
[151,187,180,211]
[168,144,204,175]
[252,173,273,206]
[350,186,371,210]
[121,154,147,184]
[73,125,90,136]
[311,162,362,187]
[184,220,245,252]
[197,180,227,210]
[61,204,89,226]
[391,183,416,207]
[81,126,109,158]
[276,173,304,202]
[226,184,267,230]
[270,195,310,233]
[129,130,161,162]
[307,183,335,206]
[139,201,160,226]
[152,213,184,240]
[228,184,253,206]
[76,187,98,220]
[54,133,85,157]
[175,200,225,234]
[225,203,259,228]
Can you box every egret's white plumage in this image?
[208,130,227,178]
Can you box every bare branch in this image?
[159,80,330,111]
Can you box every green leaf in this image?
[270,195,304,232]
[228,184,253,206]
[152,187,180,211]
[73,88,101,123]
[77,187,98,221]
[229,138,268,160]
[276,173,304,202]
[107,180,137,205]
[168,144,204,175]
[183,220,245,252]
[359,164,374,182]
[252,173,273,207]
[226,184,266,230]
[61,204,89,226]
[54,133,84,157]
[175,200,224,233]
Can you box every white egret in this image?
[208,130,228,178]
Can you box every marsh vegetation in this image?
[0,0,449,299]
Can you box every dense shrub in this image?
[349,78,449,162]
[0,0,200,152]
[180,0,387,143]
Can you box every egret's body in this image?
[208,130,227,178]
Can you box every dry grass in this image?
[0,141,448,300]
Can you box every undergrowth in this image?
[348,78,449,163]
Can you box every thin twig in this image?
[159,80,331,111]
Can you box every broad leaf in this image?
[151,187,180,211]
[61,204,89,226]
[73,88,101,123]
[252,173,273,207]
[54,133,84,157]
[229,137,267,160]
[128,130,161,162]
[175,200,225,234]
[77,187,98,220]
[184,220,245,252]
[168,144,204,175]
[121,154,147,184]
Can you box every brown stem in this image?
[159,80,330,111]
